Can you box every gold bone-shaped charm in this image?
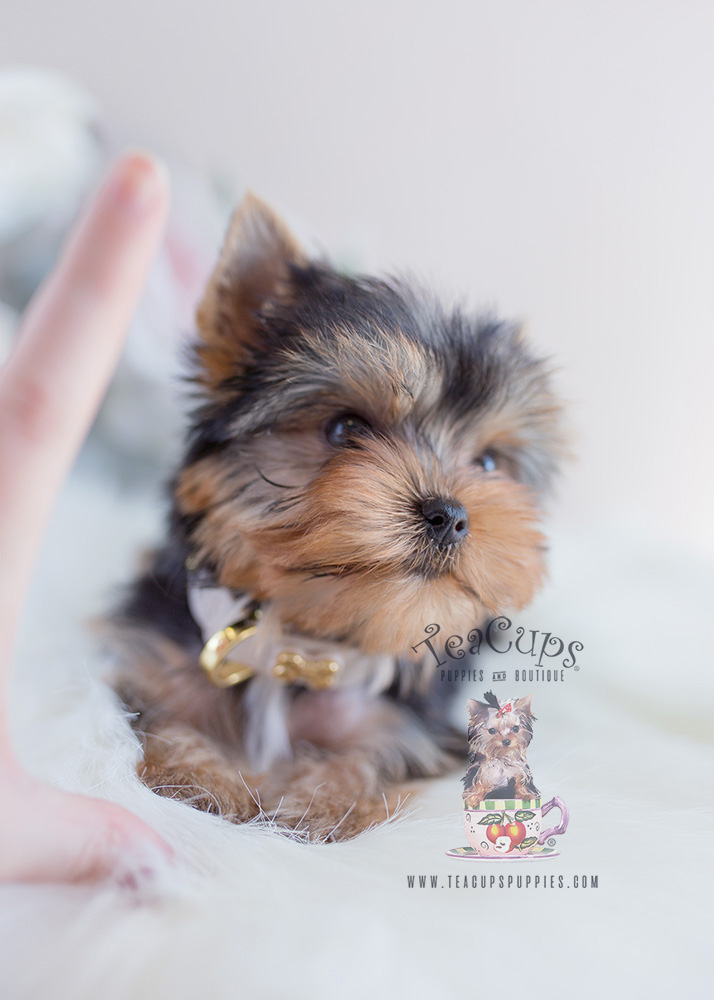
[273,652,339,690]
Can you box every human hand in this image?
[0,153,173,882]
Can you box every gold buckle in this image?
[199,606,262,688]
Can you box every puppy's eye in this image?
[488,727,496,735]
[325,413,372,448]
[475,451,497,472]
[512,725,520,733]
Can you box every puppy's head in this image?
[176,195,565,655]
[467,694,535,760]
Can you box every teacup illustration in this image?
[448,693,569,860]
[461,796,569,859]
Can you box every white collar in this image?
[187,572,397,696]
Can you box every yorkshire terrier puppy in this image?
[107,194,563,840]
[463,692,539,806]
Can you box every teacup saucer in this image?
[446,845,559,861]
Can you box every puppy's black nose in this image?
[421,498,469,546]
[502,739,511,746]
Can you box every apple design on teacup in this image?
[481,811,538,853]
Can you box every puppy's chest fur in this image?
[111,542,463,794]
[467,754,528,789]
[185,578,406,770]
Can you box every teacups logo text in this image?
[412,616,584,683]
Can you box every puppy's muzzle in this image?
[420,497,469,547]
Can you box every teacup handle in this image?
[537,796,569,845]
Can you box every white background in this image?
[2,0,712,556]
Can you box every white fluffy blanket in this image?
[1,466,710,999]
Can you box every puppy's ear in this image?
[467,699,490,720]
[195,193,307,389]
[514,694,534,717]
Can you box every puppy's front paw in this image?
[137,723,262,822]
[269,789,406,842]
[262,754,409,841]
[138,760,259,821]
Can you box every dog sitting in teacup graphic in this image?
[463,692,539,806]
[452,692,569,860]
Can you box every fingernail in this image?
[108,150,170,216]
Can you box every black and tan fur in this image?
[462,692,539,806]
[107,194,564,840]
